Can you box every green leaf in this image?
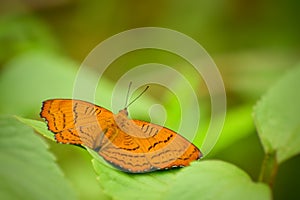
[165,161,271,200]
[23,97,269,200]
[0,115,77,200]
[27,114,270,200]
[16,116,55,141]
[90,148,271,200]
[253,65,300,163]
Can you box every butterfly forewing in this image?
[40,99,113,146]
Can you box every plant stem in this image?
[258,151,278,188]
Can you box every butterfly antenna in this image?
[124,81,133,108]
[125,85,149,109]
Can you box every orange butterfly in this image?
[40,88,202,173]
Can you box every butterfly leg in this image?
[92,128,108,152]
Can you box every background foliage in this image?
[0,0,300,199]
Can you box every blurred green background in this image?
[0,0,299,199]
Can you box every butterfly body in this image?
[40,99,202,173]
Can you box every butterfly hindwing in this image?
[96,118,202,173]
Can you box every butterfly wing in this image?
[132,120,202,170]
[40,99,113,148]
[96,118,202,173]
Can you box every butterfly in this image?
[40,87,202,173]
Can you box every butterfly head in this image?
[119,108,128,116]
